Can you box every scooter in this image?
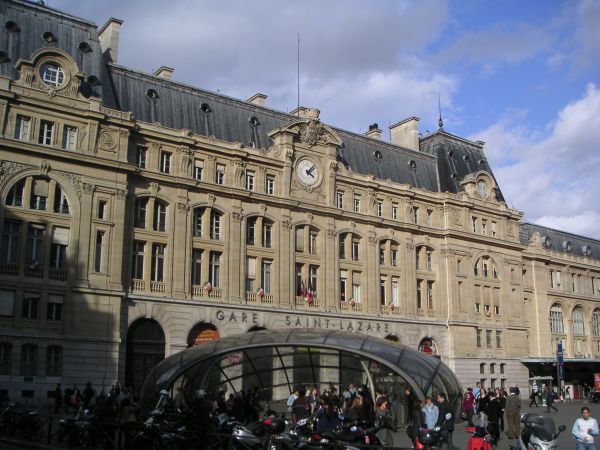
[509,413,566,450]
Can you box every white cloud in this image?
[472,83,600,239]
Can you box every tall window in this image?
[486,330,492,348]
[47,294,63,321]
[30,179,49,210]
[593,309,600,337]
[309,231,317,255]
[550,303,564,334]
[262,260,272,293]
[38,120,54,145]
[426,251,432,271]
[266,175,275,195]
[391,278,399,306]
[572,306,585,336]
[392,203,398,220]
[151,244,165,282]
[295,264,303,296]
[20,344,38,376]
[193,208,203,237]
[0,290,15,318]
[339,235,346,259]
[309,265,318,297]
[496,331,502,348]
[376,200,383,217]
[14,115,31,141]
[193,159,203,180]
[351,238,359,261]
[50,227,68,270]
[132,241,145,279]
[391,247,398,266]
[95,231,104,272]
[426,281,434,309]
[262,222,272,248]
[22,294,39,319]
[246,171,255,191]
[191,249,202,285]
[210,211,221,240]
[476,329,482,348]
[209,251,221,287]
[353,194,361,212]
[246,218,256,245]
[352,279,360,303]
[27,225,44,264]
[62,126,77,150]
[136,146,147,169]
[46,346,62,377]
[160,152,172,173]
[53,186,69,214]
[380,278,386,305]
[0,343,11,375]
[337,190,344,209]
[340,270,347,301]
[98,200,108,220]
[134,199,148,228]
[215,164,225,185]
[1,220,20,264]
[417,280,423,309]
[246,257,256,291]
[153,202,167,232]
[6,180,24,207]
[412,206,419,224]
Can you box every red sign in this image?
[594,373,600,393]
[228,353,242,364]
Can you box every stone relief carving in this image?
[60,172,82,199]
[327,228,337,238]
[231,212,243,223]
[180,147,191,174]
[233,160,246,187]
[40,160,51,176]
[529,231,542,248]
[0,161,27,185]
[281,217,293,229]
[207,193,216,207]
[176,202,190,214]
[115,188,127,200]
[98,130,117,152]
[82,182,94,194]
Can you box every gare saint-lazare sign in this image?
[214,310,391,334]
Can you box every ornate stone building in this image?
[0,0,599,402]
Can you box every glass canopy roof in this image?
[140,329,462,418]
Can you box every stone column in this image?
[108,188,126,291]
[75,182,94,287]
[279,216,293,308]
[228,210,242,303]
[172,202,189,297]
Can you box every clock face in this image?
[297,159,319,186]
[477,180,488,198]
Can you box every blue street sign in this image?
[557,342,564,380]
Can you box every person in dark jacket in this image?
[436,393,455,450]
[544,387,558,413]
[485,392,502,441]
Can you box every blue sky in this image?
[51,0,600,238]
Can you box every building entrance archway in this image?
[125,318,165,394]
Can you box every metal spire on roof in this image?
[438,94,444,130]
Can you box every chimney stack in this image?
[98,18,123,63]
[247,93,267,106]
[364,123,382,139]
[389,117,420,151]
[154,66,174,80]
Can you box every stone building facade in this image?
[0,0,599,402]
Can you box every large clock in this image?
[296,158,320,186]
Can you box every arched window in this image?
[593,308,600,337]
[474,256,499,279]
[572,306,585,336]
[416,246,434,271]
[550,303,564,334]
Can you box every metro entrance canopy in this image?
[140,329,462,415]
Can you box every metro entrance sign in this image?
[557,342,564,382]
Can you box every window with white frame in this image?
[412,206,419,224]
[160,152,172,173]
[392,203,398,220]
[353,194,361,212]
[151,243,165,282]
[262,260,272,293]
[62,126,77,150]
[210,211,221,240]
[376,200,383,217]
[94,231,104,272]
[246,171,255,191]
[6,180,24,207]
[593,309,600,337]
[262,222,272,248]
[550,303,565,334]
[337,190,344,209]
[209,251,221,287]
[266,175,275,195]
[50,227,68,270]
[134,198,147,229]
[215,164,225,185]
[1,220,21,264]
[153,202,167,232]
[572,306,585,336]
[14,115,31,141]
[246,257,256,291]
[191,248,202,286]
[340,270,347,301]
[193,159,203,180]
[131,241,145,279]
[38,120,54,146]
[136,146,147,169]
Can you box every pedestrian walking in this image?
[572,406,599,450]
[529,383,539,407]
[461,388,475,426]
[505,387,521,439]
[544,387,558,413]
[436,392,455,450]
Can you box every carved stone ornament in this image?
[300,118,325,148]
[281,217,293,229]
[406,242,415,251]
[115,188,127,200]
[177,202,190,214]
[0,161,27,185]
[231,212,243,223]
[98,130,118,152]
[60,172,82,199]
[306,212,314,224]
[234,160,246,187]
[40,160,51,176]
[149,182,160,197]
[529,231,542,248]
[82,182,94,194]
[327,228,337,238]
[207,193,216,207]
[180,147,191,173]
[368,235,377,246]
[258,203,267,215]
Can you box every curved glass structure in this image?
[140,329,462,421]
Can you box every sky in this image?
[51,0,600,239]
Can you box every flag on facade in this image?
[300,280,307,299]
[306,280,314,304]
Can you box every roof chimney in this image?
[364,123,382,139]
[98,17,123,63]
[389,116,420,151]
[154,66,174,80]
[247,93,267,106]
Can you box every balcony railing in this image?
[379,304,400,315]
[246,292,274,304]
[0,262,18,275]
[132,279,145,292]
[192,285,223,299]
[49,268,67,281]
[295,296,319,308]
[150,281,166,293]
[24,267,43,278]
[339,301,362,312]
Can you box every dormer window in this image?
[40,63,65,87]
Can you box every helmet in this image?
[417,427,440,445]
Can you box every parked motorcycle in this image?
[509,413,566,450]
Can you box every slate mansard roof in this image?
[520,223,600,261]
[1,0,500,197]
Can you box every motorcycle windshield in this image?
[525,414,556,442]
